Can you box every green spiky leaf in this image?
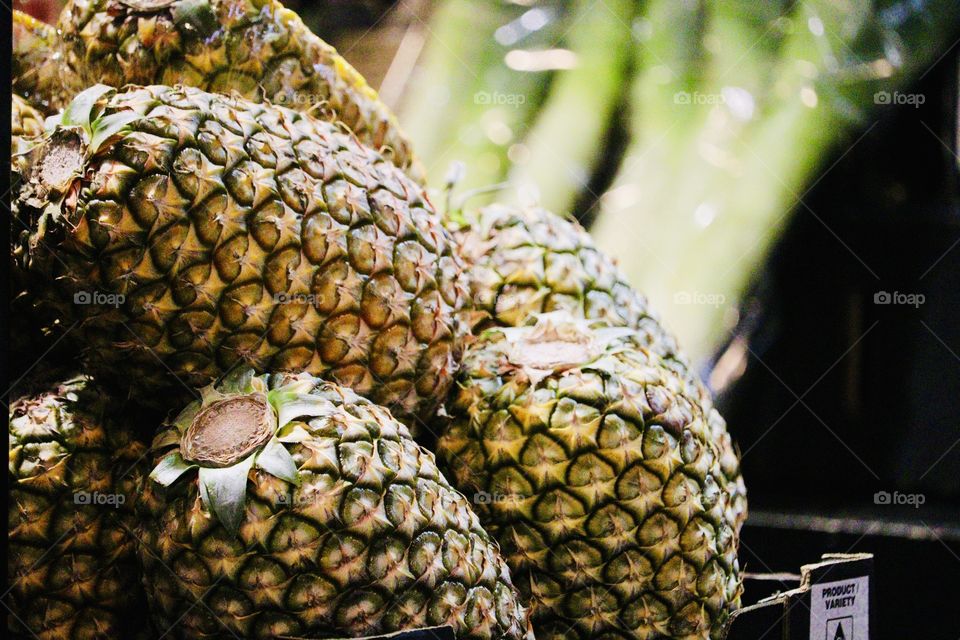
[198,477,210,508]
[89,111,142,152]
[198,454,256,536]
[219,368,257,395]
[43,113,63,132]
[150,452,196,487]
[256,438,300,485]
[276,420,313,443]
[173,399,204,434]
[61,85,113,131]
[272,392,336,428]
[153,428,183,450]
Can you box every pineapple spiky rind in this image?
[138,369,533,640]
[15,84,466,427]
[10,94,74,378]
[437,312,745,640]
[8,372,151,638]
[57,0,423,181]
[12,94,46,151]
[453,203,680,352]
[452,203,747,524]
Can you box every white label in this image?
[809,576,869,640]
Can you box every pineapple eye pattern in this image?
[55,0,422,181]
[17,85,466,428]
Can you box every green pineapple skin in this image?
[16,84,466,429]
[57,0,424,181]
[8,372,151,639]
[453,204,746,514]
[437,315,745,640]
[137,372,533,640]
[453,204,682,354]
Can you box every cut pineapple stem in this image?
[181,395,275,468]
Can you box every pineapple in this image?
[13,10,82,115]
[57,0,423,181]
[11,94,61,376]
[8,371,151,639]
[12,94,45,148]
[453,203,746,525]
[454,204,680,354]
[15,84,465,426]
[12,94,45,168]
[436,312,745,640]
[138,369,533,640]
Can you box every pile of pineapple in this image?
[9,3,747,640]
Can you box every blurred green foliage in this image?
[402,0,960,360]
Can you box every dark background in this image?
[717,44,960,640]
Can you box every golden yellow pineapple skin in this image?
[16,85,466,428]
[58,0,423,181]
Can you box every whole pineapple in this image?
[57,0,422,181]
[8,372,150,639]
[138,369,533,640]
[453,203,746,522]
[15,84,465,426]
[436,312,745,640]
[13,10,82,115]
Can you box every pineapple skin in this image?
[137,373,533,640]
[13,11,83,115]
[436,322,745,640]
[57,0,424,181]
[454,204,682,357]
[11,94,61,377]
[17,85,466,427]
[12,93,45,143]
[8,373,151,639]
[454,204,746,519]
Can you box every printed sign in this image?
[809,576,869,640]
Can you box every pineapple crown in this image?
[48,84,142,156]
[17,85,141,245]
[150,369,341,535]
